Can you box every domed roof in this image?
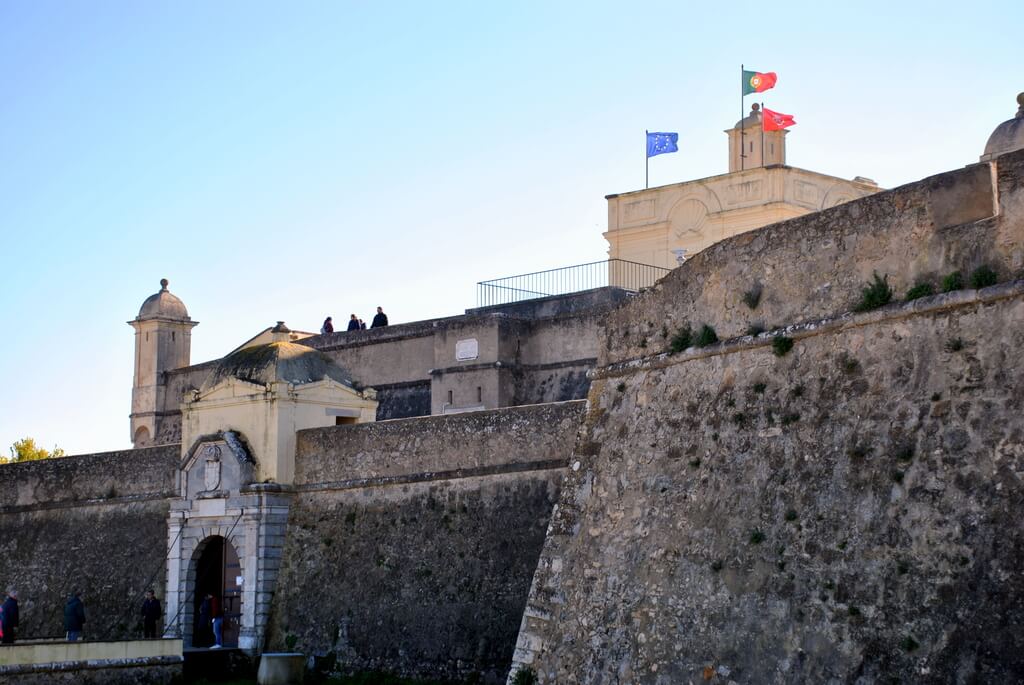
[734,103,763,129]
[981,93,1024,161]
[138,279,190,320]
[202,341,355,392]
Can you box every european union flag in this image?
[646,132,679,158]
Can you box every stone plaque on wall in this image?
[795,180,819,206]
[455,338,479,361]
[623,199,655,223]
[726,180,763,205]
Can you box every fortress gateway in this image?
[0,96,1022,684]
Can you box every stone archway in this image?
[189,535,243,648]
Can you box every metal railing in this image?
[476,259,671,308]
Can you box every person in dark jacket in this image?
[371,306,388,328]
[346,314,360,331]
[1,589,18,644]
[141,589,162,639]
[320,317,334,335]
[64,589,85,641]
[197,593,212,647]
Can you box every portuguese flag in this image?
[742,70,777,95]
[762,107,796,131]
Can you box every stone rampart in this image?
[267,402,585,683]
[514,282,1024,683]
[603,150,1024,365]
[0,445,178,508]
[0,638,183,685]
[293,401,585,486]
[0,446,178,640]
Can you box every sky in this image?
[0,0,1021,455]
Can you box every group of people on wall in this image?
[0,587,165,644]
[321,306,389,334]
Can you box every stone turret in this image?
[726,102,787,172]
[981,92,1024,162]
[128,279,197,447]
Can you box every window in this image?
[447,390,453,404]
[477,386,482,403]
[335,416,357,426]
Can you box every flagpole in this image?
[760,100,765,167]
[740,64,745,172]
[645,129,649,189]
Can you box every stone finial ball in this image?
[160,278,169,289]
[1017,92,1024,107]
[751,103,761,112]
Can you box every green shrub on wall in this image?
[970,265,998,289]
[855,272,893,312]
[941,271,963,293]
[905,282,935,301]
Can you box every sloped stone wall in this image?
[515,286,1024,683]
[267,402,584,683]
[0,446,178,640]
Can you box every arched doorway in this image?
[192,536,243,648]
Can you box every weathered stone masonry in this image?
[267,401,585,683]
[0,446,178,640]
[511,149,1024,683]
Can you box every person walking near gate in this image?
[210,594,223,649]
[141,589,162,639]
[64,589,86,641]
[197,593,212,647]
[1,589,18,644]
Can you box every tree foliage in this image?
[3,437,65,464]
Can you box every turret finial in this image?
[160,278,169,290]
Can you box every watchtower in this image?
[129,279,197,447]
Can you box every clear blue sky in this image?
[1,0,1020,455]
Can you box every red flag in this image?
[762,107,796,131]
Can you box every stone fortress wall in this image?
[0,446,179,640]
[0,141,1020,684]
[602,158,1017,364]
[149,289,627,441]
[266,401,585,683]
[509,148,1024,683]
[304,288,630,420]
[0,402,582,682]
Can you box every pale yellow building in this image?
[605,104,881,269]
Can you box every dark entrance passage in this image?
[192,536,243,648]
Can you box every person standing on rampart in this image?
[347,314,360,331]
[64,589,85,641]
[141,589,162,639]
[320,317,334,335]
[0,589,18,644]
[371,306,388,328]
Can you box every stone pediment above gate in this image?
[181,431,256,499]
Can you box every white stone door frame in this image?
[164,489,292,653]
